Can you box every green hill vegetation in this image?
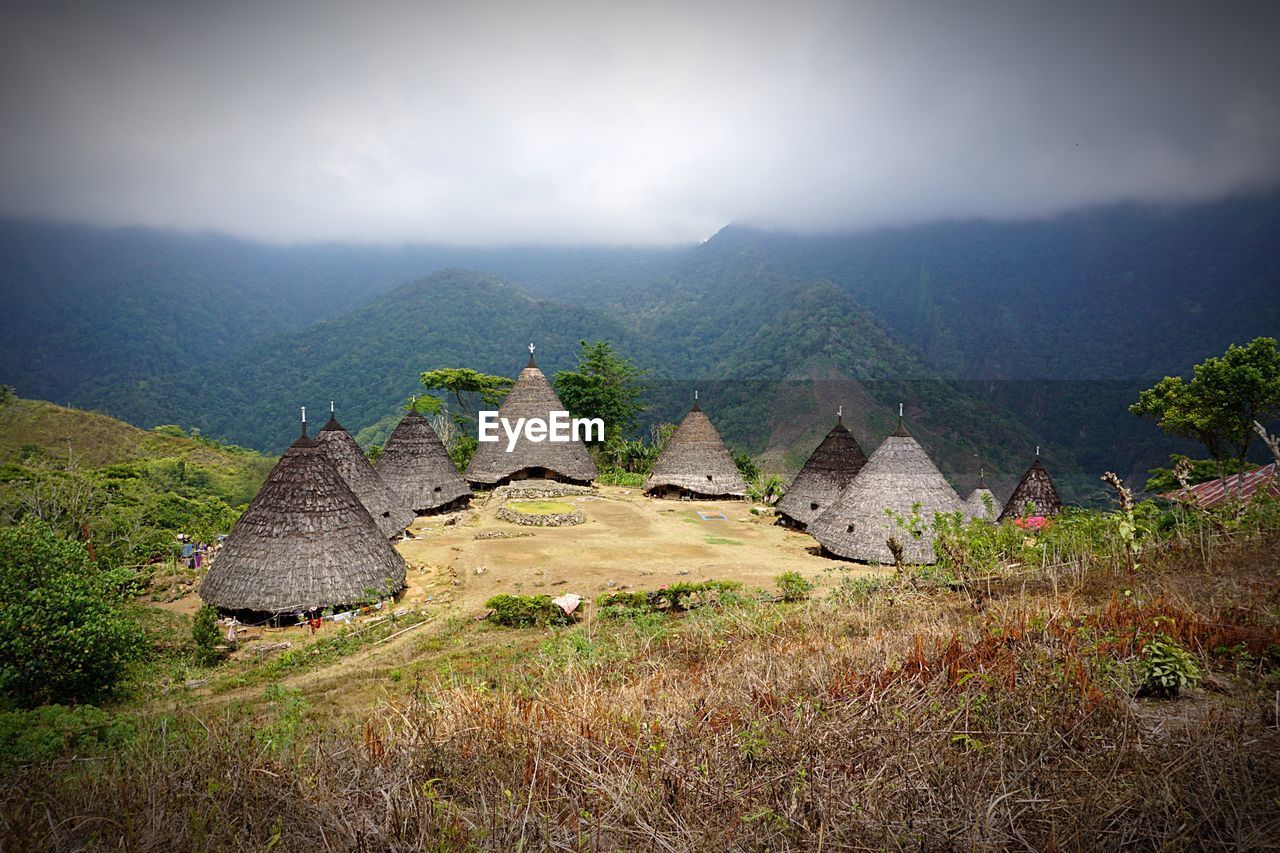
[0,395,272,569]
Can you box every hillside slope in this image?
[0,396,273,506]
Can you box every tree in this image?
[1131,337,1280,498]
[0,519,143,707]
[419,368,514,418]
[554,340,647,444]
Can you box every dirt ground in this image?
[396,485,869,614]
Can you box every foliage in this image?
[191,605,224,667]
[1139,635,1201,698]
[1144,454,1253,493]
[733,451,760,483]
[595,467,646,487]
[0,519,143,707]
[747,473,786,505]
[598,581,744,617]
[554,340,647,443]
[775,571,814,602]
[1131,337,1280,488]
[0,704,135,770]
[419,368,514,422]
[485,594,575,628]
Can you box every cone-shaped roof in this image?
[314,409,415,537]
[808,424,968,564]
[777,414,868,528]
[464,356,599,485]
[201,424,406,614]
[645,402,747,498]
[376,409,472,512]
[998,455,1063,521]
[964,470,997,521]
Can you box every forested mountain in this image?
[0,220,681,403]
[3,193,1276,502]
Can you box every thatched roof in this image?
[998,454,1063,521]
[464,351,599,485]
[201,419,406,615]
[375,408,472,513]
[964,471,998,521]
[808,417,968,564]
[645,400,747,498]
[776,413,868,528]
[313,406,414,538]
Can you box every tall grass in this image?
[4,509,1279,849]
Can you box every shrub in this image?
[1139,634,1201,698]
[485,594,574,628]
[775,571,814,602]
[597,581,743,617]
[191,604,224,667]
[0,704,135,770]
[0,519,143,707]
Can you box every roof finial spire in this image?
[837,404,843,422]
[300,406,308,439]
[892,402,909,437]
[330,401,334,414]
[526,341,537,368]
[691,389,701,412]
[1036,445,1040,458]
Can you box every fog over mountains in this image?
[3,192,1278,503]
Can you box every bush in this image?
[485,594,574,628]
[775,571,814,602]
[0,704,135,770]
[597,581,743,617]
[0,519,143,707]
[191,604,224,666]
[1139,634,1201,698]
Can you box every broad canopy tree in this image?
[1131,337,1280,496]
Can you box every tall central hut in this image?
[376,404,472,513]
[808,410,968,564]
[645,396,747,500]
[964,470,998,521]
[776,409,868,528]
[201,412,406,618]
[465,347,599,486]
[998,450,1063,522]
[313,403,415,538]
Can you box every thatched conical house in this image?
[998,451,1063,522]
[464,347,599,486]
[776,409,868,528]
[964,470,998,521]
[201,412,407,617]
[375,405,472,513]
[645,396,747,499]
[312,403,415,538]
[808,410,968,564]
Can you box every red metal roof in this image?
[1160,462,1278,508]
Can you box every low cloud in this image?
[1,0,1277,244]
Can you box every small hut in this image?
[313,403,415,538]
[201,411,407,618]
[964,470,998,521]
[465,345,599,486]
[808,409,968,564]
[998,450,1063,522]
[776,408,868,528]
[645,395,747,500]
[376,405,472,514]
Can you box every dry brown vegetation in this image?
[4,527,1280,850]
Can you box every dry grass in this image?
[4,536,1280,850]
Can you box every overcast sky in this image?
[1,0,1277,245]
